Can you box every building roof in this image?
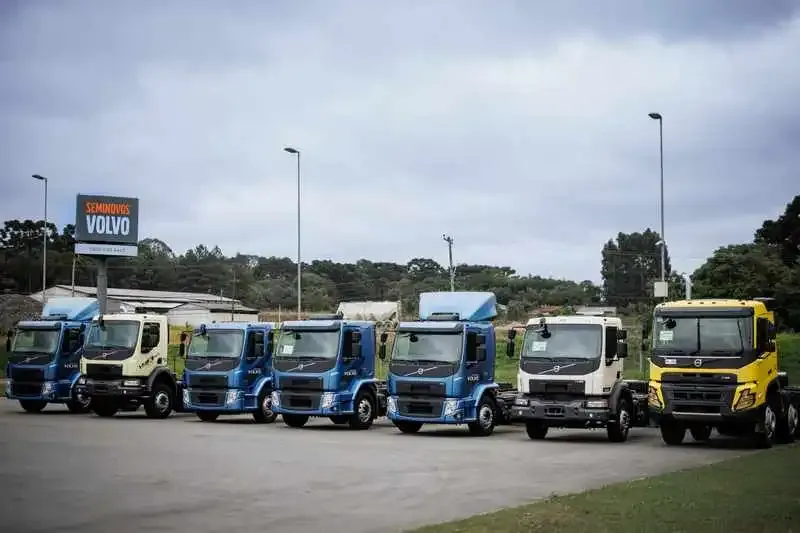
[169,302,259,313]
[33,285,239,304]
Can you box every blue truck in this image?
[4,297,98,413]
[384,291,517,436]
[270,313,388,430]
[181,321,279,423]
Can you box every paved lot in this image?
[0,400,754,533]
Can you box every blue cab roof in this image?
[418,291,497,322]
[41,297,99,322]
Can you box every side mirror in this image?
[476,334,487,347]
[641,341,647,352]
[767,323,777,340]
[266,331,275,354]
[352,331,362,343]
[617,343,628,359]
[380,332,388,344]
[507,329,517,341]
[506,340,515,359]
[605,334,618,359]
[179,343,186,358]
[351,344,363,359]
[475,346,487,362]
[378,344,387,360]
[180,332,187,344]
[617,330,627,341]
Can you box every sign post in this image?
[74,194,140,316]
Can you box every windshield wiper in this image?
[408,358,452,365]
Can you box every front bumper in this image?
[75,377,148,398]
[386,395,470,424]
[182,388,254,412]
[5,378,73,402]
[271,390,354,416]
[648,382,760,425]
[511,396,612,426]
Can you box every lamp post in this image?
[284,147,302,318]
[442,234,455,292]
[648,112,666,290]
[32,174,48,304]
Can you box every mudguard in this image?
[472,382,499,407]
[147,366,178,391]
[68,372,84,394]
[609,381,632,415]
[353,378,381,399]
[253,375,273,397]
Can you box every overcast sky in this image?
[1,0,798,283]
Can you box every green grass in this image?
[410,445,800,533]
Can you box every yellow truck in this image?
[647,297,799,448]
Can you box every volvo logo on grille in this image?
[693,359,703,368]
[417,368,424,375]
[553,365,561,373]
[298,363,305,370]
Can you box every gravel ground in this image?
[0,400,754,533]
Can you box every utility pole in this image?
[71,254,77,296]
[231,268,237,321]
[32,174,48,303]
[284,146,302,318]
[442,234,455,292]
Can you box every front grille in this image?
[661,373,738,386]
[9,367,45,383]
[283,392,321,410]
[662,383,736,415]
[281,376,323,392]
[11,383,41,396]
[190,391,224,406]
[673,390,723,402]
[187,374,227,389]
[85,364,123,379]
[395,381,446,397]
[397,398,443,418]
[528,380,585,400]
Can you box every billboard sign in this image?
[74,194,140,257]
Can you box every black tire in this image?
[753,397,779,449]
[66,388,92,414]
[776,400,798,444]
[525,420,548,440]
[92,401,119,418]
[393,420,423,434]
[283,414,309,428]
[19,400,47,413]
[349,389,376,430]
[252,389,278,424]
[690,425,712,442]
[144,382,174,419]
[660,419,686,445]
[607,398,632,443]
[468,396,497,437]
[330,415,349,425]
[196,411,219,422]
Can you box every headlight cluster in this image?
[734,388,756,410]
[443,399,459,417]
[320,392,336,409]
[182,389,190,406]
[514,396,529,406]
[271,391,281,407]
[585,398,608,409]
[41,381,55,396]
[387,396,397,414]
[225,390,241,406]
[122,379,141,387]
[648,386,662,408]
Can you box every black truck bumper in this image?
[512,397,613,428]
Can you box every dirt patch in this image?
[0,294,43,333]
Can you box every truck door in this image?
[57,327,83,391]
[340,329,363,392]
[243,331,268,390]
[603,325,622,392]
[462,332,486,398]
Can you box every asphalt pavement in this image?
[0,400,754,533]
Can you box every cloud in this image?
[1,0,798,283]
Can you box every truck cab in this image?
[270,313,387,430]
[181,322,278,423]
[510,314,648,442]
[647,297,799,448]
[4,297,97,413]
[384,291,516,436]
[76,313,184,419]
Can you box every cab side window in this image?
[756,317,775,354]
[142,322,161,353]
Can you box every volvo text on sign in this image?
[74,195,139,245]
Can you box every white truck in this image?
[509,314,649,442]
[75,313,185,418]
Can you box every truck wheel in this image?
[393,421,423,434]
[283,414,309,428]
[777,401,798,444]
[330,415,349,425]
[753,397,778,449]
[144,382,173,419]
[349,390,375,430]
[525,420,548,440]
[66,389,92,414]
[660,420,686,445]
[196,412,219,422]
[19,400,47,413]
[92,401,119,418]
[468,396,497,436]
[690,425,712,442]
[252,389,278,424]
[607,398,632,443]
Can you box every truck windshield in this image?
[521,324,602,359]
[274,330,340,359]
[188,330,244,358]
[653,316,751,355]
[85,321,140,350]
[391,331,463,364]
[11,328,60,354]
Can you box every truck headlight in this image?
[41,381,55,395]
[648,386,662,408]
[77,376,86,385]
[320,392,336,409]
[443,399,459,417]
[3,378,11,393]
[225,390,241,406]
[271,391,280,407]
[387,396,397,414]
[122,379,141,387]
[182,389,190,405]
[734,388,756,410]
[586,398,608,409]
[514,396,529,406]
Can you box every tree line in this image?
[0,194,796,328]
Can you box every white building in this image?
[30,285,244,316]
[166,302,260,327]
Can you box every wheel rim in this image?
[155,391,170,413]
[76,392,91,408]
[764,405,776,438]
[787,404,798,435]
[262,396,274,418]
[479,404,494,428]
[619,408,630,433]
[358,398,372,423]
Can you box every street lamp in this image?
[648,112,665,284]
[32,174,48,304]
[284,146,302,318]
